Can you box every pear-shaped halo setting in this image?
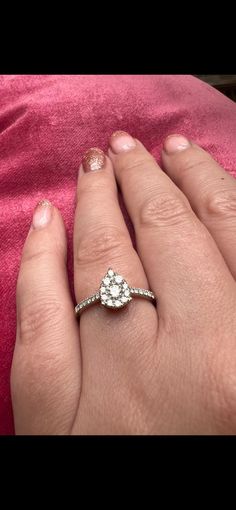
[75,268,156,316]
[99,268,132,309]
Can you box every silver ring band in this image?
[75,268,156,317]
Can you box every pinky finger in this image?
[11,200,81,435]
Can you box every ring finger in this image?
[73,148,157,433]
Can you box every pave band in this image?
[75,268,156,317]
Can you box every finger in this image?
[161,135,236,279]
[11,200,81,434]
[109,131,234,320]
[73,148,157,433]
[74,147,155,318]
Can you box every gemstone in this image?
[100,269,132,310]
[110,285,120,298]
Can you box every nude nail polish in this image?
[109,131,136,154]
[164,135,191,154]
[32,199,53,229]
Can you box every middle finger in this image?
[109,131,234,321]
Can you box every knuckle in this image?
[22,248,49,265]
[205,189,236,218]
[175,156,215,189]
[118,154,155,178]
[78,173,116,198]
[18,295,65,344]
[20,247,65,279]
[139,193,191,228]
[179,157,209,177]
[76,225,130,266]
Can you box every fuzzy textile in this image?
[1,75,236,435]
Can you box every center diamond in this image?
[110,285,120,298]
[99,268,132,309]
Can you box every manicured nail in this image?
[32,199,53,229]
[164,135,191,154]
[109,131,136,154]
[82,148,106,172]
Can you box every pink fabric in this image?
[1,75,236,435]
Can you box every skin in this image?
[10,131,236,435]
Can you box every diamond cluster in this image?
[75,268,156,316]
[100,269,132,309]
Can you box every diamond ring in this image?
[75,268,156,317]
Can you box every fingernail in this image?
[109,131,136,154]
[32,199,53,229]
[82,148,106,172]
[164,135,191,154]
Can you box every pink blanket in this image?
[1,75,236,435]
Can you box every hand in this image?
[11,131,236,434]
